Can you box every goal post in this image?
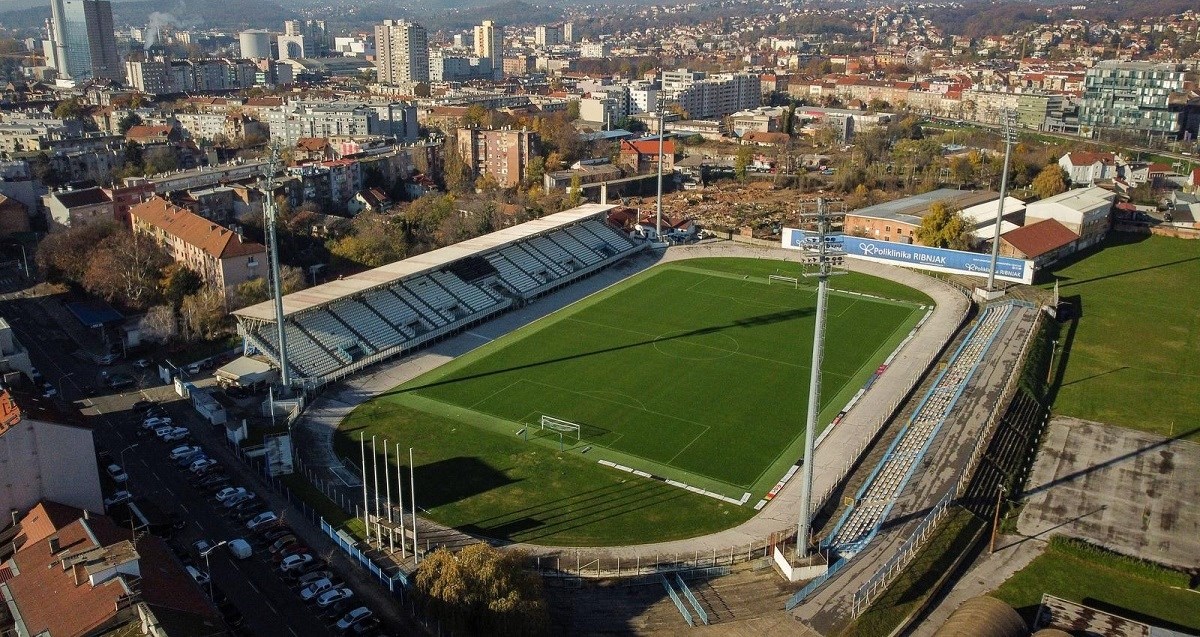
[540,415,582,440]
[768,274,800,288]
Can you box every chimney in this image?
[48,535,60,554]
[83,509,90,520]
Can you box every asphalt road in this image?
[1,291,340,637]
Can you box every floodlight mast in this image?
[986,110,1017,292]
[262,147,291,391]
[796,198,847,559]
[655,110,665,241]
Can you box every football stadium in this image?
[234,203,940,545]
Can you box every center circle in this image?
[652,330,740,360]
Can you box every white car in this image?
[105,464,128,483]
[189,458,218,474]
[214,487,247,503]
[160,428,190,443]
[246,511,279,531]
[104,491,132,507]
[315,587,353,608]
[278,553,314,573]
[133,359,151,369]
[41,383,57,398]
[169,445,202,461]
[335,607,372,631]
[299,578,334,602]
[142,416,173,429]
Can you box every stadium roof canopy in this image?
[233,203,616,321]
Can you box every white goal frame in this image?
[768,274,800,288]
[540,415,582,440]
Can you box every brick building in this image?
[455,127,539,189]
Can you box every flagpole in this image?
[410,447,418,564]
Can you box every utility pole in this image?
[795,198,847,558]
[986,110,1017,293]
[262,147,291,391]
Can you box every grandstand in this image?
[232,204,643,388]
[822,302,1020,557]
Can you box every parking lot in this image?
[1,291,392,637]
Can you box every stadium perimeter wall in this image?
[291,241,971,572]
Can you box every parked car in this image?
[189,458,218,474]
[107,374,134,390]
[279,553,314,573]
[315,588,353,608]
[175,453,207,468]
[335,608,374,632]
[105,464,128,483]
[268,536,298,555]
[299,578,335,602]
[273,544,311,563]
[233,507,269,523]
[132,399,155,412]
[224,492,256,508]
[295,570,333,588]
[214,487,248,503]
[143,416,173,429]
[193,539,215,558]
[227,538,252,560]
[160,428,191,443]
[346,617,380,636]
[185,565,210,587]
[261,527,294,542]
[96,353,119,366]
[168,445,202,461]
[133,359,151,369]
[104,491,133,507]
[246,512,279,531]
[289,559,328,579]
[185,362,202,375]
[41,383,57,398]
[197,476,231,492]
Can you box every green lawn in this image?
[843,508,983,637]
[337,258,928,545]
[1042,233,1200,439]
[992,537,1200,631]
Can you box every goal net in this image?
[540,415,582,441]
[768,274,799,288]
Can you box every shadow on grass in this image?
[389,306,813,396]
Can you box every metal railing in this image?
[675,574,709,625]
[660,575,695,627]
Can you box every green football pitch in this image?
[337,257,930,545]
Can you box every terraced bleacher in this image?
[823,302,1017,557]
[240,217,643,384]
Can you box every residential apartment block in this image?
[0,388,104,516]
[456,127,538,188]
[376,19,429,85]
[1079,61,1200,140]
[130,197,266,299]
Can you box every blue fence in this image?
[784,555,849,610]
[320,517,409,594]
[675,574,709,625]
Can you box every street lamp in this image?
[57,371,74,400]
[119,443,139,472]
[200,540,228,599]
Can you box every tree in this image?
[565,100,580,120]
[327,210,408,268]
[915,202,972,250]
[414,544,548,637]
[159,263,204,310]
[442,138,473,194]
[117,112,144,135]
[1031,163,1069,200]
[524,155,546,189]
[180,288,228,340]
[36,222,119,283]
[138,304,178,344]
[475,172,501,193]
[143,146,178,175]
[566,174,583,208]
[82,231,170,310]
[734,145,754,182]
[53,97,84,120]
[230,266,306,308]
